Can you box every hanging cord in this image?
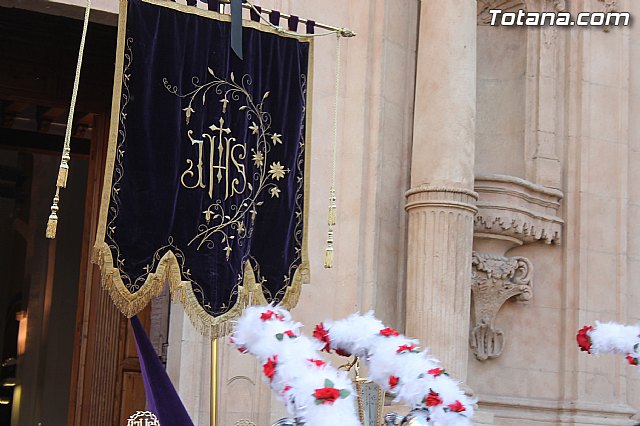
[324,34,341,268]
[46,0,92,239]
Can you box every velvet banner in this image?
[94,0,312,337]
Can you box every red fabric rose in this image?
[284,330,296,338]
[396,344,417,354]
[389,375,399,389]
[308,358,326,367]
[447,400,466,412]
[424,390,442,407]
[313,323,331,352]
[260,310,284,321]
[427,368,444,377]
[263,356,277,381]
[627,354,639,366]
[380,327,400,337]
[576,325,593,354]
[314,387,340,405]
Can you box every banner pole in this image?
[210,338,219,426]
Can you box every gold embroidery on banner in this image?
[164,69,288,257]
[271,73,308,303]
[180,130,206,189]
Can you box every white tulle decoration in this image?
[318,312,476,425]
[231,306,361,426]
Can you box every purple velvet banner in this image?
[95,0,312,337]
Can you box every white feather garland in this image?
[231,306,361,426]
[589,321,640,355]
[319,312,476,425]
[578,321,640,364]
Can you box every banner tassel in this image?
[324,229,334,268]
[56,152,70,188]
[327,189,336,226]
[46,190,60,239]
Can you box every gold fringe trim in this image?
[92,242,305,338]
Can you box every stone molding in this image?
[405,184,478,215]
[477,0,567,25]
[474,174,563,245]
[477,0,525,25]
[478,394,636,425]
[470,252,533,361]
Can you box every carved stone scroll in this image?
[470,252,533,360]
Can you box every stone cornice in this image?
[474,174,563,245]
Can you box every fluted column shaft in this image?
[405,0,477,380]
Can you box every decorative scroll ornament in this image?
[93,0,311,338]
[470,252,533,360]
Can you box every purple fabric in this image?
[131,316,195,426]
[305,20,315,34]
[250,5,261,22]
[288,15,299,31]
[269,10,280,26]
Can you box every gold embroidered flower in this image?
[249,122,259,135]
[271,133,282,145]
[268,162,287,181]
[269,187,281,198]
[252,151,264,168]
[182,106,195,124]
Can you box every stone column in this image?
[405,0,477,381]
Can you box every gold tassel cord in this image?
[45,189,60,239]
[45,0,91,239]
[324,34,341,268]
[324,229,334,268]
[327,188,336,226]
[56,151,70,188]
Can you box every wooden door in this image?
[0,7,151,426]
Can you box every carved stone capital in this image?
[470,252,533,360]
[474,174,563,246]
